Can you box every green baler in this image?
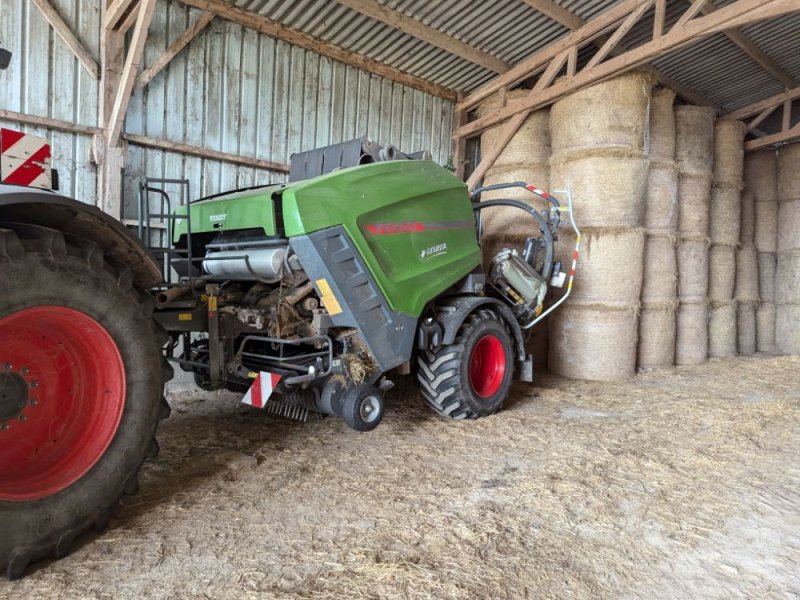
[160,139,575,430]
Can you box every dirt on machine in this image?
[0,130,578,578]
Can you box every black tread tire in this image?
[417,308,513,420]
[0,225,172,579]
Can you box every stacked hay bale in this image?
[548,71,653,381]
[708,120,745,357]
[736,188,759,354]
[745,150,778,353]
[776,142,800,354]
[675,106,716,365]
[477,91,551,368]
[638,89,679,370]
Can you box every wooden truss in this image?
[459,0,799,190]
[725,87,800,150]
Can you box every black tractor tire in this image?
[417,308,513,420]
[339,384,385,432]
[0,224,172,579]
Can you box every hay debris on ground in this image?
[4,357,799,600]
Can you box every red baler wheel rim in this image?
[0,306,126,501]
[468,334,506,399]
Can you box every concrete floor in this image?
[2,355,799,599]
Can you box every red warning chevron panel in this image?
[0,128,52,190]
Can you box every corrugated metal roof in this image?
[227,0,798,132]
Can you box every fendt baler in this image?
[0,129,577,577]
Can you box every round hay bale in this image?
[757,251,777,303]
[637,304,676,370]
[548,303,639,381]
[777,143,800,202]
[677,238,709,300]
[645,162,679,231]
[740,189,755,245]
[745,149,778,203]
[709,185,741,245]
[708,244,736,302]
[775,302,800,355]
[775,249,800,304]
[756,302,776,353]
[478,94,551,238]
[735,246,759,302]
[553,227,645,306]
[712,120,746,186]
[648,88,677,162]
[755,200,778,253]
[549,153,648,227]
[675,301,708,365]
[708,301,737,358]
[480,165,551,236]
[678,173,712,236]
[738,301,757,355]
[478,94,551,168]
[641,234,677,303]
[777,199,800,253]
[675,105,716,176]
[550,71,653,155]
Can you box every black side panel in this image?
[290,227,417,372]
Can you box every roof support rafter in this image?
[31,0,99,79]
[137,11,215,88]
[334,0,509,73]
[456,0,798,140]
[724,86,800,120]
[698,2,798,89]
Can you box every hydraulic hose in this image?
[472,198,554,281]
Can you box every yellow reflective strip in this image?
[315,278,343,316]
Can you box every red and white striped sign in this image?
[0,128,52,189]
[241,371,282,409]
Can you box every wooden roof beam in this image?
[522,0,718,108]
[745,121,800,150]
[137,11,214,88]
[455,0,798,139]
[698,3,798,89]
[31,0,99,79]
[724,86,800,120]
[334,0,509,74]
[177,0,457,101]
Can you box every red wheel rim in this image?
[468,334,506,399]
[0,306,126,501]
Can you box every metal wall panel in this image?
[0,0,454,217]
[122,1,455,219]
[0,0,99,204]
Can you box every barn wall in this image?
[0,0,100,203]
[0,0,454,216]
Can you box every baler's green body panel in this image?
[174,161,481,317]
[173,186,282,240]
[281,161,481,316]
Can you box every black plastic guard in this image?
[290,227,417,372]
[432,296,530,380]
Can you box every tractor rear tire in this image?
[417,308,513,420]
[0,225,172,579]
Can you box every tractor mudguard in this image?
[432,296,527,361]
[0,185,161,289]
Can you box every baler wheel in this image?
[0,225,172,579]
[417,309,513,420]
